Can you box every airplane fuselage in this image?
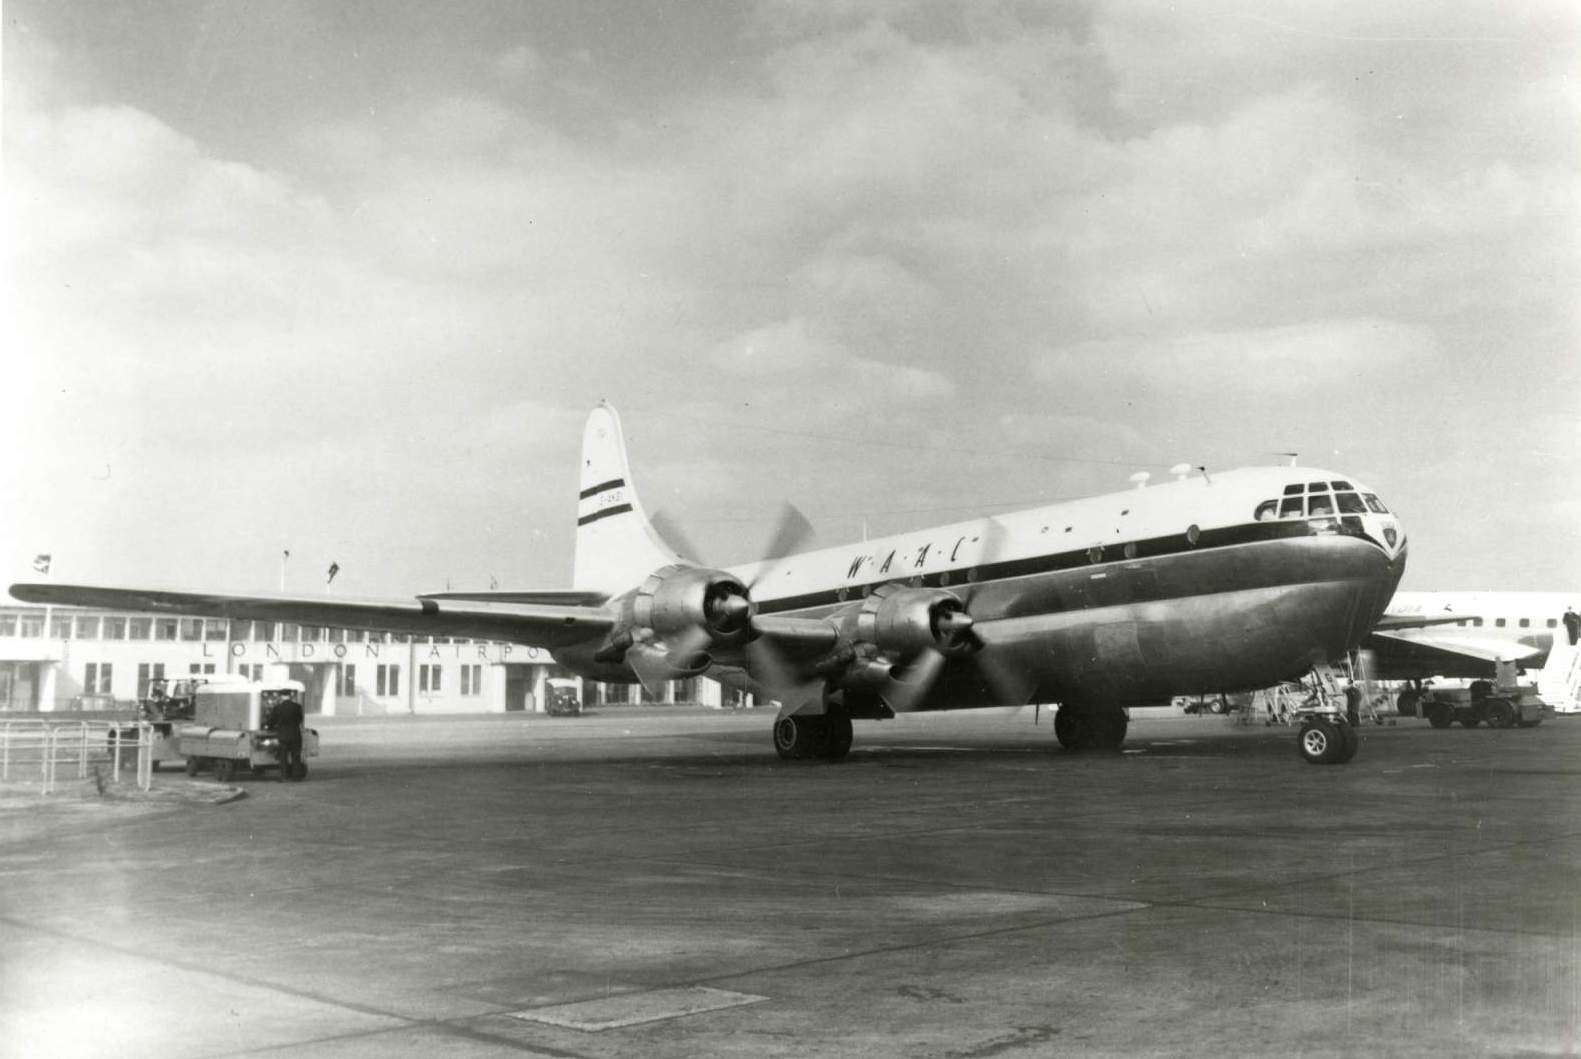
[567,466,1408,708]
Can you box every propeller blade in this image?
[649,510,703,565]
[745,636,823,711]
[881,646,948,713]
[747,503,815,590]
[965,622,1037,705]
[665,623,714,671]
[625,644,678,698]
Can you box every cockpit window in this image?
[1254,500,1278,521]
[1362,493,1388,513]
[1330,480,1353,490]
[1282,484,1302,496]
[1306,482,1328,493]
[1278,496,1303,518]
[1335,492,1366,514]
[1307,494,1334,516]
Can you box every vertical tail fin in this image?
[573,404,683,595]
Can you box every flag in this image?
[326,561,340,585]
[31,554,51,574]
[283,549,290,560]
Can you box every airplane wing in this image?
[1371,613,1478,631]
[8,582,615,648]
[1369,628,1545,666]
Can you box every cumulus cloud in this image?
[3,1,1576,590]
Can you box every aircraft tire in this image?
[1459,714,1481,729]
[1424,705,1453,729]
[818,716,853,761]
[1297,718,1347,764]
[1054,707,1127,752]
[773,716,824,761]
[1334,721,1359,764]
[1483,699,1516,729]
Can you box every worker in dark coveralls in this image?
[1344,681,1362,727]
[1564,606,1580,646]
[271,691,305,780]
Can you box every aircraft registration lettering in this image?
[913,544,932,568]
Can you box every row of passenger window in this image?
[1255,481,1389,521]
[1456,617,1557,629]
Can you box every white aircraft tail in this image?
[573,404,684,596]
[1536,640,1581,713]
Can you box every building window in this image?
[327,628,345,643]
[205,620,228,641]
[137,662,166,697]
[338,664,356,696]
[460,664,482,695]
[103,617,127,640]
[234,664,263,681]
[179,619,203,641]
[74,616,101,639]
[154,619,178,641]
[279,623,300,641]
[51,616,72,639]
[0,615,15,637]
[301,626,323,642]
[84,662,112,696]
[128,617,152,640]
[20,614,44,638]
[376,664,400,696]
[248,621,275,642]
[419,664,442,693]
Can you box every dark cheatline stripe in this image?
[577,503,633,527]
[578,478,626,500]
[754,517,1387,615]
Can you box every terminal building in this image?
[0,604,749,714]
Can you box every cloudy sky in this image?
[3,0,1577,599]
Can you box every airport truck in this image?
[179,678,319,781]
[110,674,245,770]
[1417,661,1549,730]
[544,677,582,716]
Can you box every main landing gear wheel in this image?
[773,715,851,761]
[1297,717,1357,764]
[1424,704,1453,729]
[1054,707,1129,752]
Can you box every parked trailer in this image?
[179,679,319,782]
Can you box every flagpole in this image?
[280,549,290,593]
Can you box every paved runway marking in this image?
[508,986,768,1031]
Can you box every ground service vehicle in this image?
[544,677,582,716]
[1416,661,1548,730]
[111,674,242,770]
[179,678,319,781]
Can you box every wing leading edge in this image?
[8,583,615,649]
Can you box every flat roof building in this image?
[0,605,747,714]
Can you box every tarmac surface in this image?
[2,706,1578,1058]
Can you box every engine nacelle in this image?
[630,564,753,651]
[846,584,974,661]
